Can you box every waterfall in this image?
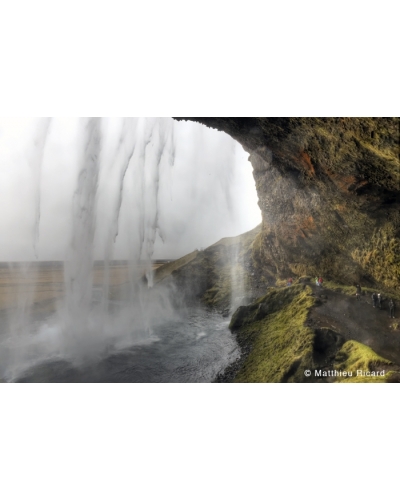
[31,118,52,260]
[230,241,246,311]
[62,117,102,356]
[0,119,52,379]
[101,118,138,316]
[0,116,259,381]
[59,117,177,360]
[141,118,175,287]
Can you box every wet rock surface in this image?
[216,283,400,383]
[175,118,400,294]
[309,285,400,366]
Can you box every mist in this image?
[0,118,261,262]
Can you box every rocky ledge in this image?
[174,118,400,294]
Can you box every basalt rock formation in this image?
[174,118,400,292]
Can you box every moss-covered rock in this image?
[175,118,400,295]
[224,282,400,383]
[231,285,316,382]
[154,224,270,309]
[333,341,394,383]
[322,280,400,301]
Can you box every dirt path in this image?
[308,285,400,365]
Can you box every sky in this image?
[0,117,261,261]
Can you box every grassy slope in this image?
[230,282,398,383]
[334,341,394,383]
[233,285,316,383]
[154,223,399,383]
[322,280,400,301]
[154,225,262,309]
[154,250,199,283]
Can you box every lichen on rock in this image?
[174,118,400,294]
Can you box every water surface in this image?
[15,308,239,383]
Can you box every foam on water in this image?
[0,117,256,382]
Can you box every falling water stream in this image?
[0,117,258,382]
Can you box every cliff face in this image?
[175,118,400,292]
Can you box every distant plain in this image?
[0,261,167,314]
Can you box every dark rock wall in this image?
[174,118,400,291]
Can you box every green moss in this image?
[154,225,261,309]
[216,225,262,258]
[323,280,400,300]
[230,282,399,383]
[181,118,400,296]
[203,269,232,308]
[351,224,400,292]
[251,231,264,264]
[201,256,249,309]
[233,285,316,383]
[334,340,394,383]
